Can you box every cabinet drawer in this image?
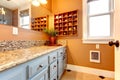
[50,72,57,80]
[50,61,57,78]
[49,51,57,64]
[28,56,48,78]
[57,48,64,58]
[29,67,48,80]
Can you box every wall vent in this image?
[90,50,100,63]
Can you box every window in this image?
[20,16,30,29]
[83,0,114,43]
[20,9,30,29]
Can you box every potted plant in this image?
[44,28,58,45]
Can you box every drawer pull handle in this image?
[53,57,56,59]
[54,65,56,67]
[54,79,56,80]
[39,65,43,68]
[37,65,43,70]
[53,65,56,69]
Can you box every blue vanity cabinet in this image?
[0,64,27,80]
[0,55,49,80]
[0,46,66,80]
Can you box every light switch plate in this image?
[96,44,99,49]
[13,27,18,35]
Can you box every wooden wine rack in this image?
[54,10,78,36]
[31,16,48,32]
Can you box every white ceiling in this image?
[0,0,30,10]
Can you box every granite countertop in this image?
[0,46,64,72]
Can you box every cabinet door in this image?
[58,59,64,79]
[0,64,27,80]
[63,48,67,69]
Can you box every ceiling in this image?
[0,0,30,10]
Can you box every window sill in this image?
[82,38,114,44]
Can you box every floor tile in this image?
[61,70,114,80]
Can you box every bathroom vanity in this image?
[0,46,66,80]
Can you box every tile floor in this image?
[61,70,114,80]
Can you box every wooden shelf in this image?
[31,16,48,32]
[54,10,78,36]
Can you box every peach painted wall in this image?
[31,0,52,18]
[0,24,48,40]
[52,0,114,71]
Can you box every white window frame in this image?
[83,0,114,44]
[18,4,31,29]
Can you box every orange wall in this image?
[52,0,114,71]
[31,0,52,18]
[0,24,48,40]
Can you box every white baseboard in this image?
[66,64,114,78]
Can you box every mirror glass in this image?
[0,0,52,31]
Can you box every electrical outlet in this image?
[12,27,18,35]
[96,44,99,49]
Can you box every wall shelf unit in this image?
[31,16,48,32]
[54,10,78,36]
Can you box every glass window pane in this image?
[89,0,110,15]
[20,16,29,25]
[23,16,29,25]
[89,15,110,37]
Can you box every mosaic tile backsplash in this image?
[0,40,45,52]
